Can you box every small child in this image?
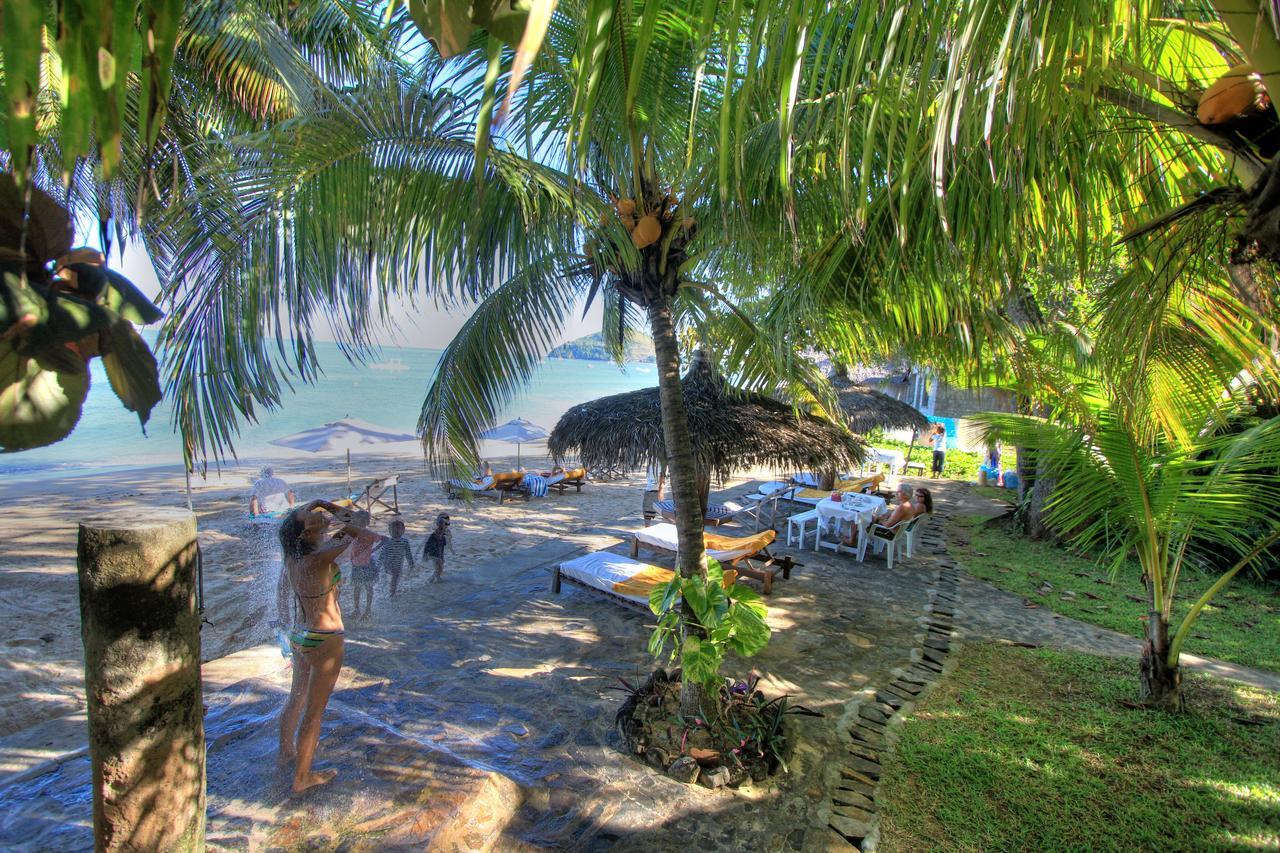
[379,518,416,596]
[347,511,383,618]
[422,513,455,583]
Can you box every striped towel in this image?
[523,474,549,497]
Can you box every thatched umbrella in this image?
[831,378,930,435]
[831,376,930,473]
[550,351,865,504]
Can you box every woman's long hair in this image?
[278,510,316,560]
[914,488,935,514]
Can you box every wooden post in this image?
[77,509,205,852]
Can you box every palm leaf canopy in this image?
[549,350,864,481]
[831,377,930,436]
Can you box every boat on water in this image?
[369,358,410,372]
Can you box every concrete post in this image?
[77,508,205,852]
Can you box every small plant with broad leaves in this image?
[647,559,771,692]
[0,176,163,452]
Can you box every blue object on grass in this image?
[1002,471,1020,490]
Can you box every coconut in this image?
[1198,63,1269,125]
[616,198,636,216]
[632,214,662,249]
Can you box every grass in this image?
[949,513,1280,674]
[876,644,1280,852]
[872,435,985,482]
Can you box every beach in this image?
[0,450,676,738]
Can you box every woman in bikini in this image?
[275,499,375,792]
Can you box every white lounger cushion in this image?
[635,523,764,562]
[558,551,669,606]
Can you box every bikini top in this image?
[295,562,342,599]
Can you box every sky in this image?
[115,240,606,351]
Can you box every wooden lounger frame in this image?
[629,536,796,595]
[550,563,653,614]
[445,479,530,504]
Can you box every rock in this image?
[1061,590,1076,601]
[666,756,700,784]
[702,766,731,789]
[1037,581,1054,595]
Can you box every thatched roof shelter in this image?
[550,351,865,482]
[832,377,930,435]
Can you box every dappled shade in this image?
[550,351,865,481]
[831,377,930,435]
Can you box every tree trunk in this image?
[1025,462,1057,541]
[647,299,713,716]
[1138,610,1183,711]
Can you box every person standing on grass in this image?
[930,423,947,478]
[642,461,666,526]
[379,518,416,596]
[422,513,455,583]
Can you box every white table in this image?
[868,447,906,473]
[814,494,887,555]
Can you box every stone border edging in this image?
[824,517,963,851]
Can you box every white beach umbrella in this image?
[269,417,418,492]
[478,417,549,468]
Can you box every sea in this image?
[1,342,657,483]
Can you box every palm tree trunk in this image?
[1139,610,1183,711]
[647,298,713,716]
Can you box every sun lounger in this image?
[654,499,735,526]
[446,472,529,504]
[630,523,795,594]
[552,551,738,612]
[542,467,588,494]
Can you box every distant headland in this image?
[548,332,656,363]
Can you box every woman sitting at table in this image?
[844,483,916,545]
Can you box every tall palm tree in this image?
[159,1,837,710]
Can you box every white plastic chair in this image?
[860,515,923,569]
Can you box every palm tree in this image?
[974,388,1280,709]
[158,1,837,711]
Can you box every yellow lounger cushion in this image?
[489,471,525,489]
[562,467,587,480]
[611,565,738,598]
[704,529,776,563]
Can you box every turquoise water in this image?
[1,343,656,479]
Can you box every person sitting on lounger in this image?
[249,466,296,516]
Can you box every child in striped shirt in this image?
[379,519,416,597]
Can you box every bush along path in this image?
[824,504,963,850]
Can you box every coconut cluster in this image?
[592,190,695,255]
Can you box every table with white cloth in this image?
[814,493,888,555]
[868,447,906,473]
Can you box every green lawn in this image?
[876,644,1280,852]
[949,514,1280,674]
[873,435,986,482]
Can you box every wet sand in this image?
[0,451,666,738]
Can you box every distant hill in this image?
[549,331,656,363]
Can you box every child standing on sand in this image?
[422,513,454,583]
[379,518,416,596]
[348,511,384,618]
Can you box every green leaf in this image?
[725,597,770,656]
[649,575,680,615]
[66,264,165,325]
[473,0,531,47]
[408,0,475,58]
[100,320,162,429]
[680,634,723,689]
[0,344,89,452]
[1,0,42,179]
[0,272,49,334]
[25,290,114,352]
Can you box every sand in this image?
[0,450,675,738]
